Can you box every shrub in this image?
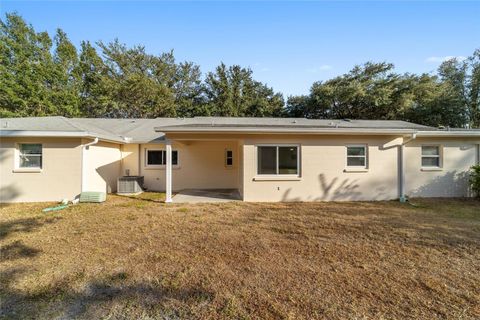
[470,165,480,197]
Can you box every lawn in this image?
[1,195,479,319]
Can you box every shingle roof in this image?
[1,116,81,132]
[1,116,479,142]
[154,117,433,130]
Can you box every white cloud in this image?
[425,56,467,63]
[307,64,333,73]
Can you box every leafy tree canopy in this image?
[1,13,479,128]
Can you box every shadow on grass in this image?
[0,268,214,319]
[0,240,41,261]
[0,217,62,240]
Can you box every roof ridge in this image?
[60,117,87,132]
[120,119,158,136]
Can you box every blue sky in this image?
[1,1,479,96]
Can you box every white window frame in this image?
[256,144,301,176]
[145,148,179,168]
[421,145,442,169]
[345,144,368,170]
[225,149,233,167]
[14,143,43,172]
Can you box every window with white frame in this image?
[225,150,233,166]
[18,144,42,169]
[421,146,441,167]
[257,145,299,175]
[146,149,178,166]
[346,145,367,168]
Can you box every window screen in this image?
[19,144,42,168]
[421,146,440,167]
[346,146,367,167]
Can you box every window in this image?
[421,146,440,167]
[225,150,233,166]
[18,144,42,169]
[257,145,299,175]
[346,145,367,168]
[146,150,178,166]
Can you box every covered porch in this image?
[161,134,244,203]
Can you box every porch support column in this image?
[165,140,173,203]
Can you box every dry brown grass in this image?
[1,195,479,319]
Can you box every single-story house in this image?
[1,116,479,203]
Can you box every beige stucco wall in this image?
[0,137,82,203]
[121,144,140,176]
[241,135,403,202]
[405,138,480,197]
[124,141,240,192]
[2,134,478,203]
[83,140,122,193]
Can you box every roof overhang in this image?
[154,126,419,135]
[416,131,480,137]
[0,130,126,143]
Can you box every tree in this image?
[173,62,205,117]
[285,95,311,118]
[97,40,176,117]
[51,29,81,116]
[1,12,479,126]
[78,41,108,117]
[438,51,480,128]
[285,61,478,128]
[0,13,56,117]
[204,63,284,117]
[306,62,411,120]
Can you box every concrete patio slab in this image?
[172,189,241,203]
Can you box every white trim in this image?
[345,144,368,170]
[343,168,369,173]
[1,130,125,143]
[253,176,302,181]
[156,127,418,135]
[255,144,301,177]
[420,167,443,172]
[416,131,480,137]
[2,130,89,137]
[12,168,42,173]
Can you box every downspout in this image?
[138,144,142,176]
[477,143,480,165]
[81,137,99,192]
[399,132,417,203]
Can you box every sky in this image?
[1,1,479,97]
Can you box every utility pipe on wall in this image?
[399,133,417,203]
[165,140,173,203]
[81,137,99,192]
[477,143,480,165]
